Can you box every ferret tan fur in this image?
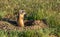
[17,10,26,27]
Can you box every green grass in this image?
[0,28,59,37]
[0,0,60,37]
[0,0,60,26]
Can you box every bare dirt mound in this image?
[0,21,16,30]
[0,21,58,37]
[0,20,48,31]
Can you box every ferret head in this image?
[19,10,26,15]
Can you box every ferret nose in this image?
[24,13,27,16]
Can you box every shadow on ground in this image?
[1,18,18,26]
[0,18,48,27]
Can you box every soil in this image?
[0,20,47,31]
[0,20,58,37]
